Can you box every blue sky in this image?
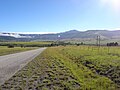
[0,0,120,33]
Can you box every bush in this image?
[8,44,14,48]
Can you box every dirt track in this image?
[0,48,46,85]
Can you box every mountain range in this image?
[0,30,120,41]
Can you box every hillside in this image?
[1,30,120,41]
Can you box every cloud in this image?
[0,33,31,38]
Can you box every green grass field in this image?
[65,38,120,45]
[0,41,53,56]
[0,41,53,47]
[0,41,52,45]
[0,46,120,90]
[0,46,37,56]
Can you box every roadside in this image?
[0,47,46,85]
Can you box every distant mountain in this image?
[0,30,120,41]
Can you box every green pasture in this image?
[0,41,52,47]
[0,46,37,56]
[65,38,120,45]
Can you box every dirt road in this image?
[0,48,46,85]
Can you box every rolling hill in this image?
[0,30,120,41]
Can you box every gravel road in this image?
[0,48,46,85]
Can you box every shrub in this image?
[8,44,14,48]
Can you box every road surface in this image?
[0,48,46,85]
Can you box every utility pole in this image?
[96,35,100,46]
[96,35,101,53]
[96,36,98,46]
[98,35,100,47]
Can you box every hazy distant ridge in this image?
[0,30,120,41]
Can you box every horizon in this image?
[1,29,120,34]
[0,0,120,33]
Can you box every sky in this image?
[0,0,120,33]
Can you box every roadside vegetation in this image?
[0,41,53,47]
[0,41,84,47]
[0,46,37,56]
[0,41,53,56]
[1,46,120,90]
